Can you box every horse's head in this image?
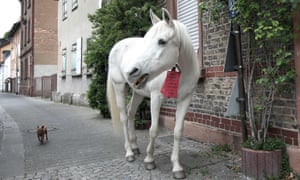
[126,8,180,89]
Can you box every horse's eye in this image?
[158,39,167,45]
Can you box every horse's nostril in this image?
[129,67,139,76]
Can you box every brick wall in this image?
[162,1,298,147]
[34,0,58,66]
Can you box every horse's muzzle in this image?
[133,74,149,89]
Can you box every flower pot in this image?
[241,147,282,179]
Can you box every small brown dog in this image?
[37,125,48,144]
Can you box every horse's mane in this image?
[172,20,198,70]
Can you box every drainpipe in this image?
[229,0,248,142]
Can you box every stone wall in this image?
[52,92,89,107]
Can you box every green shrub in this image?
[85,0,160,117]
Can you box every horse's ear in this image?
[162,8,174,27]
[150,9,161,25]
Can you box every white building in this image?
[0,51,11,92]
[55,0,101,105]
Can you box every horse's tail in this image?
[106,73,122,134]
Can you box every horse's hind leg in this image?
[114,83,135,162]
[144,93,162,170]
[171,95,192,179]
[127,92,144,155]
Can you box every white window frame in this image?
[71,38,82,75]
[62,0,67,20]
[72,0,78,11]
[61,48,67,76]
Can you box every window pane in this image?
[62,49,67,73]
[72,0,78,10]
[71,43,77,72]
[62,0,67,19]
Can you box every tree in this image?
[85,0,160,117]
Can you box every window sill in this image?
[60,74,66,79]
[71,73,82,78]
[84,72,93,78]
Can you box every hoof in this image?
[126,155,135,162]
[173,171,186,179]
[132,148,140,155]
[144,161,156,170]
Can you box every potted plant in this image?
[232,1,297,179]
[200,0,298,179]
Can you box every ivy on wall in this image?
[199,0,299,143]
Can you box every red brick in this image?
[215,72,225,77]
[211,116,220,123]
[195,113,203,119]
[216,66,224,71]
[285,137,293,145]
[294,139,299,146]
[282,129,298,139]
[231,120,241,127]
[268,127,281,134]
[203,114,211,120]
[221,118,231,125]
[206,72,215,77]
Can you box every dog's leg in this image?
[45,128,48,141]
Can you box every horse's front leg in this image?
[127,92,144,155]
[171,94,192,179]
[114,83,135,162]
[144,93,162,170]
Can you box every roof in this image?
[0,38,10,48]
[8,21,21,38]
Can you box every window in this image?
[27,0,31,8]
[177,0,199,51]
[62,48,67,76]
[72,0,78,10]
[71,38,82,75]
[98,0,102,8]
[23,27,26,47]
[86,38,93,76]
[71,43,77,72]
[21,29,24,49]
[25,58,28,80]
[62,0,67,20]
[27,20,30,43]
[23,0,27,15]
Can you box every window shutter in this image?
[76,37,82,74]
[177,0,199,51]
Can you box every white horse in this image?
[106,8,200,179]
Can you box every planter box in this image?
[242,147,282,179]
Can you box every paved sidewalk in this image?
[0,94,247,180]
[3,131,247,180]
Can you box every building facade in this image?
[161,0,300,173]
[0,39,11,92]
[19,0,58,96]
[54,0,101,105]
[8,22,21,94]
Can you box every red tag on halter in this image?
[160,66,181,98]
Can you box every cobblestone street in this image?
[0,93,247,179]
